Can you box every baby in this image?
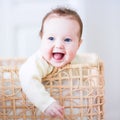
[19,7,83,118]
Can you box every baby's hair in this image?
[40,7,83,39]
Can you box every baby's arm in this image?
[19,55,64,118]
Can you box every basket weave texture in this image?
[0,56,104,120]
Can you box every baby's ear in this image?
[39,31,43,38]
[78,39,82,48]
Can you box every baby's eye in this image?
[48,37,54,41]
[64,38,72,42]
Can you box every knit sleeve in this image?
[19,54,56,112]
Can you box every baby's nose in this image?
[54,40,64,49]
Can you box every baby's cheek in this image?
[45,50,52,60]
[68,52,75,61]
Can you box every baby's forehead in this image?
[44,16,79,29]
[45,14,77,22]
[42,14,82,38]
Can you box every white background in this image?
[0,0,120,119]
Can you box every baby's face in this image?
[40,17,82,67]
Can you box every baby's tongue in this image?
[53,53,63,60]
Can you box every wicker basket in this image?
[0,58,26,67]
[0,56,104,120]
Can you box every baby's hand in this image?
[44,102,64,118]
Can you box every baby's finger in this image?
[59,106,64,114]
[56,108,64,118]
[55,111,63,118]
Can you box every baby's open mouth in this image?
[53,52,65,60]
